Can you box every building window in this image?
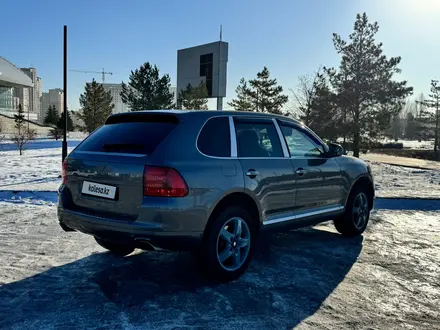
[200,53,213,97]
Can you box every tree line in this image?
[43,105,74,139]
[74,12,439,158]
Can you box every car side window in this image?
[280,124,324,157]
[197,117,231,157]
[235,119,283,157]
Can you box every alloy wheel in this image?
[216,217,251,271]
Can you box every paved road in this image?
[362,153,440,171]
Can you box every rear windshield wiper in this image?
[103,143,144,152]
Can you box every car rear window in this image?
[76,121,177,155]
[197,116,231,157]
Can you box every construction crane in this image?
[69,68,113,83]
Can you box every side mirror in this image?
[327,142,345,157]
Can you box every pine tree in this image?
[13,104,35,155]
[57,110,74,132]
[228,78,253,111]
[44,105,59,126]
[302,73,341,141]
[14,104,25,133]
[405,112,422,140]
[326,13,413,157]
[248,67,288,114]
[77,79,114,133]
[418,80,440,157]
[177,82,209,110]
[120,62,174,111]
[229,67,288,114]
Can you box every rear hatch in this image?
[64,113,178,219]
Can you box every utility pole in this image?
[216,25,223,111]
[62,25,68,163]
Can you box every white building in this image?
[20,68,41,119]
[13,87,29,111]
[101,83,130,114]
[0,56,37,120]
[40,88,64,121]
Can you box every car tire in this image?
[334,186,370,236]
[95,237,135,256]
[198,206,257,282]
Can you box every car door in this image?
[233,116,296,223]
[278,121,343,218]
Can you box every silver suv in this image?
[58,110,374,281]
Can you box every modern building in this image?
[169,86,177,105]
[20,68,41,119]
[13,86,29,111]
[40,88,64,121]
[13,97,20,110]
[101,83,130,114]
[177,41,228,110]
[36,76,42,102]
[0,56,35,119]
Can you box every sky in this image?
[1,0,440,111]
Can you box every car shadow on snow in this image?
[374,198,440,211]
[0,226,363,329]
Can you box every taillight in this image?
[143,166,188,197]
[62,159,67,184]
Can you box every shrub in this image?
[382,142,403,149]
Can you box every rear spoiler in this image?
[105,112,180,125]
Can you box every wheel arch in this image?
[204,191,262,239]
[345,175,375,210]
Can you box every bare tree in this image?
[415,93,426,118]
[416,83,440,156]
[0,118,3,143]
[289,67,322,123]
[13,104,36,155]
[394,98,416,139]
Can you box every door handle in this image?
[295,168,306,176]
[246,169,259,178]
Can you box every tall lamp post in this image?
[62,25,68,163]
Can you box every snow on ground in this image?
[0,200,439,329]
[377,139,435,150]
[0,140,81,191]
[369,161,440,198]
[337,138,435,150]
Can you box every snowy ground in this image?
[0,200,439,329]
[368,161,440,198]
[337,138,435,150]
[378,139,435,150]
[0,140,440,329]
[0,140,80,191]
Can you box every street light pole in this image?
[62,25,68,163]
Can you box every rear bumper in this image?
[57,183,206,251]
[58,207,203,251]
